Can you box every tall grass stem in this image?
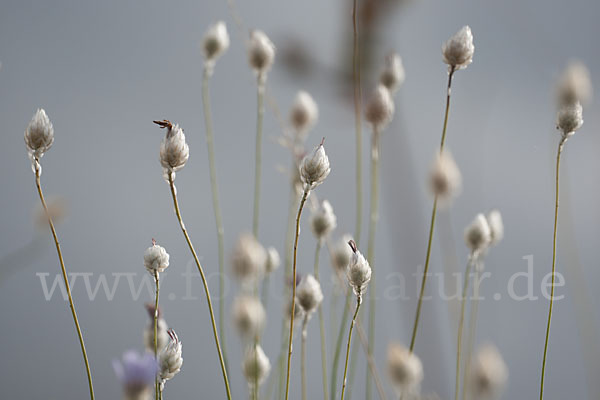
[340,298,362,400]
[454,256,474,400]
[314,241,329,400]
[253,76,266,238]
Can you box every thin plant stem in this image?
[352,0,363,248]
[340,298,362,400]
[284,187,310,400]
[314,241,329,400]
[253,75,266,238]
[454,256,474,400]
[462,269,480,400]
[167,174,232,400]
[34,167,95,400]
[540,135,567,400]
[301,315,309,400]
[154,270,160,400]
[409,66,455,353]
[201,64,229,374]
[331,288,352,400]
[366,126,380,399]
[345,328,360,400]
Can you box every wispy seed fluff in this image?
[429,150,462,202]
[347,240,372,298]
[299,141,331,190]
[143,241,170,276]
[232,295,266,340]
[332,234,354,274]
[365,84,395,130]
[296,274,324,317]
[247,30,275,77]
[464,213,492,253]
[290,91,319,136]
[203,21,230,63]
[310,199,337,239]
[486,209,504,247]
[155,120,189,181]
[265,246,280,274]
[143,304,169,353]
[231,233,267,283]
[386,342,424,396]
[557,61,592,106]
[442,26,475,71]
[243,345,271,387]
[557,101,583,137]
[159,329,183,388]
[25,108,54,165]
[380,52,405,94]
[467,344,508,400]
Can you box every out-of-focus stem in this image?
[301,315,309,400]
[352,0,363,248]
[314,241,329,400]
[454,256,474,400]
[462,268,480,400]
[253,75,266,238]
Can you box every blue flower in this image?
[113,350,158,396]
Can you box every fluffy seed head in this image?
[347,240,372,298]
[386,342,424,396]
[203,21,230,62]
[468,344,508,399]
[155,120,189,181]
[290,91,319,136]
[365,84,395,130]
[557,61,592,106]
[429,150,462,202]
[486,209,504,247]
[113,350,158,400]
[265,247,280,274]
[464,214,492,253]
[299,141,331,190]
[557,101,583,137]
[311,199,337,239]
[296,274,324,316]
[25,108,54,160]
[380,53,405,94]
[243,345,271,387]
[442,26,475,70]
[247,30,275,75]
[332,234,354,273]
[232,295,266,339]
[143,241,170,275]
[159,330,183,386]
[231,233,267,283]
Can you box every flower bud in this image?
[365,84,395,130]
[557,61,592,107]
[265,246,280,274]
[299,141,331,190]
[143,241,170,275]
[290,90,319,136]
[468,344,508,400]
[232,295,266,339]
[486,209,504,247]
[203,21,230,62]
[25,108,54,160]
[442,26,474,70]
[155,120,189,181]
[464,214,492,253]
[429,150,462,202]
[332,234,354,273]
[243,345,271,387]
[310,200,337,239]
[346,240,372,298]
[231,233,267,283]
[380,53,405,94]
[159,329,183,387]
[557,101,583,137]
[386,342,424,396]
[296,274,324,316]
[247,30,275,76]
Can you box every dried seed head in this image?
[290,90,319,136]
[557,61,592,107]
[155,120,189,181]
[442,26,474,71]
[296,274,324,316]
[113,350,158,400]
[365,84,395,130]
[486,209,504,247]
[247,30,275,76]
[232,295,266,339]
[242,345,271,387]
[386,342,424,396]
[557,101,583,137]
[429,150,462,202]
[310,199,337,239]
[231,233,267,283]
[380,52,405,94]
[265,246,280,274]
[25,108,54,161]
[143,241,170,275]
[346,240,372,298]
[299,141,331,190]
[159,330,183,387]
[468,344,508,400]
[332,234,354,273]
[203,21,230,62]
[464,213,492,253]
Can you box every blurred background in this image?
[1,0,599,398]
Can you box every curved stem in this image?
[201,65,229,374]
[331,288,352,400]
[284,187,310,400]
[154,271,160,400]
[340,298,362,400]
[253,76,266,238]
[34,168,95,400]
[167,175,232,400]
[540,136,567,400]
[454,256,474,400]
[352,0,363,248]
[314,241,329,400]
[301,315,309,400]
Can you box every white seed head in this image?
[557,61,592,107]
[299,142,331,190]
[332,234,354,273]
[143,242,170,275]
[486,209,504,247]
[557,101,583,137]
[242,345,271,387]
[290,91,319,136]
[442,26,475,70]
[386,342,424,396]
[468,344,508,399]
[25,108,54,160]
[265,247,280,274]
[346,240,372,298]
[159,330,183,386]
[203,21,230,62]
[310,199,337,239]
[380,53,405,94]
[247,30,275,75]
[156,120,189,181]
[464,213,492,253]
[232,295,266,339]
[429,150,462,202]
[365,84,395,130]
[296,274,324,316]
[231,233,267,283]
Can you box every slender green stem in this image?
[301,315,309,400]
[154,271,160,400]
[409,67,455,353]
[462,268,480,400]
[314,241,329,400]
[455,256,474,400]
[540,136,567,400]
[201,65,229,374]
[284,187,310,400]
[331,288,352,400]
[340,298,362,400]
[34,166,95,400]
[167,175,232,400]
[253,75,266,238]
[352,0,363,248]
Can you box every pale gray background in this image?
[1,0,599,399]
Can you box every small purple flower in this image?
[113,350,158,399]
